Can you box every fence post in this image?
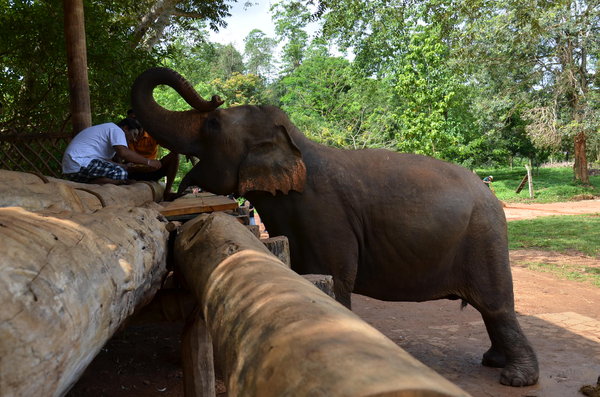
[525,163,534,198]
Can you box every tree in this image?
[278,43,395,149]
[244,29,277,79]
[312,0,600,176]
[452,0,600,183]
[0,0,234,133]
[308,0,481,159]
[213,43,245,80]
[211,73,274,106]
[130,0,235,49]
[272,0,311,73]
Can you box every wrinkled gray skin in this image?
[132,67,538,387]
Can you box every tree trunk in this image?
[174,212,468,397]
[573,131,589,184]
[63,0,91,135]
[0,206,169,397]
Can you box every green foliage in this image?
[310,1,490,161]
[161,23,220,85]
[5,0,600,179]
[0,0,232,133]
[211,73,275,106]
[476,166,600,203]
[213,43,246,80]
[387,23,479,160]
[508,215,600,258]
[312,0,600,176]
[453,0,600,179]
[278,48,395,149]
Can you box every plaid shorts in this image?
[64,159,128,183]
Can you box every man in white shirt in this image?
[62,118,161,184]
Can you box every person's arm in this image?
[113,145,161,170]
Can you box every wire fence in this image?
[0,132,70,178]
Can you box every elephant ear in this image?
[238,125,307,196]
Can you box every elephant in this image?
[131,67,538,387]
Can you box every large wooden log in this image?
[174,212,470,397]
[0,205,169,397]
[0,169,163,212]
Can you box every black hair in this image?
[117,117,142,130]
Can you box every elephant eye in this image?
[206,116,219,129]
[203,115,232,146]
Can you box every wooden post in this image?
[181,310,216,397]
[63,0,92,135]
[515,174,528,194]
[174,212,470,397]
[525,163,534,198]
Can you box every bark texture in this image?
[174,212,469,397]
[0,169,163,212]
[0,170,169,397]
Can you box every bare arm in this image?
[113,145,161,170]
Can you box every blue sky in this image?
[208,1,278,53]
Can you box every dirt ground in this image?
[68,199,600,397]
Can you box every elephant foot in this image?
[499,363,539,387]
[481,348,506,368]
[483,347,539,386]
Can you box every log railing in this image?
[174,212,471,397]
[1,169,470,396]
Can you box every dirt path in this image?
[353,199,600,397]
[353,257,600,397]
[69,199,600,397]
[503,198,600,221]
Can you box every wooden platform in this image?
[159,193,238,219]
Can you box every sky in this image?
[208,1,278,53]
[207,1,349,61]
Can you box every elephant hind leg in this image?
[480,310,539,386]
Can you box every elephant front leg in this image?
[481,311,539,386]
[333,281,352,309]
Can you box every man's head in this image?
[117,117,142,142]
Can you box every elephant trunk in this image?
[131,67,223,155]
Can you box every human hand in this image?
[147,159,162,170]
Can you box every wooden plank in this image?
[159,194,238,217]
[515,174,528,193]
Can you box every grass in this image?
[508,215,600,256]
[519,261,600,287]
[479,166,600,286]
[508,215,600,287]
[475,166,600,203]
